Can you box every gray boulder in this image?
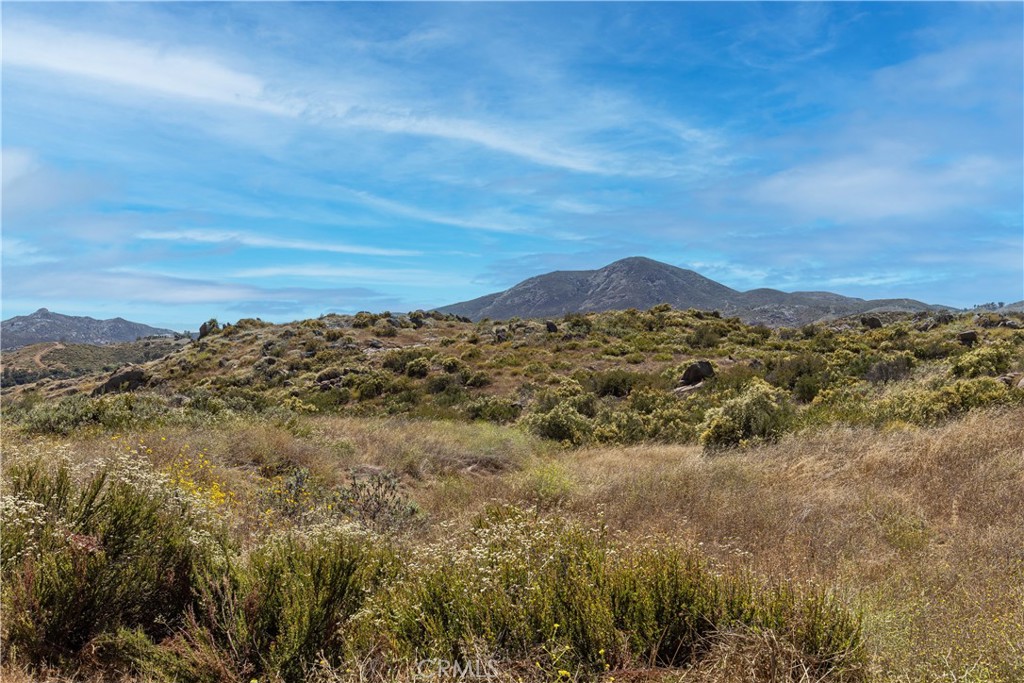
[680,360,715,386]
[861,316,883,330]
[957,330,979,347]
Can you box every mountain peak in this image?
[2,310,177,350]
[605,256,661,267]
[436,257,945,325]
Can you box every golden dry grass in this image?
[3,408,1020,681]
[530,409,1023,680]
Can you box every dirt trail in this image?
[31,342,64,369]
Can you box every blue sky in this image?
[2,2,1022,330]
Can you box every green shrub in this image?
[1,455,207,665]
[862,352,916,383]
[951,344,1011,378]
[579,369,666,397]
[711,362,763,393]
[405,357,431,379]
[344,371,390,400]
[439,356,466,373]
[464,371,492,388]
[524,401,594,445]
[372,319,397,337]
[562,312,593,337]
[20,393,170,435]
[355,506,865,676]
[767,352,828,402]
[351,311,377,328]
[688,323,723,349]
[382,348,432,374]
[881,378,1012,425]
[466,396,523,424]
[590,389,695,445]
[698,378,794,449]
[183,527,385,683]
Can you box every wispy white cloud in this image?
[342,110,608,175]
[2,22,298,116]
[3,266,392,308]
[727,3,839,70]
[748,147,1006,221]
[1,147,106,218]
[824,271,944,288]
[230,264,468,287]
[1,237,59,266]
[2,19,730,179]
[137,229,419,257]
[335,187,543,234]
[1,148,39,187]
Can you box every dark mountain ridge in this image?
[438,257,949,326]
[1,308,177,350]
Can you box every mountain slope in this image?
[437,257,948,326]
[440,257,742,320]
[1,309,177,350]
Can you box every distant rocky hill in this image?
[1,309,177,350]
[437,257,951,326]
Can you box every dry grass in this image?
[531,408,1024,680]
[3,408,1020,681]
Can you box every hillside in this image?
[0,308,178,349]
[2,304,1023,682]
[0,337,189,388]
[437,257,949,326]
[5,306,1022,442]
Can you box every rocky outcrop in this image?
[92,366,149,396]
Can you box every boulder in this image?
[1017,376,1024,391]
[92,366,149,396]
[680,360,715,386]
[974,313,1004,328]
[861,316,883,330]
[957,330,979,347]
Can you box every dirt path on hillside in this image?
[32,342,64,369]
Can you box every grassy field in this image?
[2,308,1022,681]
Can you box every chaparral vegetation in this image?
[2,306,1022,682]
